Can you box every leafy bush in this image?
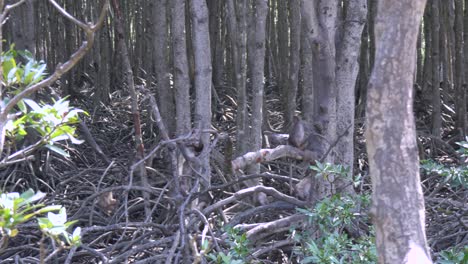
[421,138,468,188]
[0,189,81,252]
[207,227,251,264]
[1,44,46,88]
[1,46,86,159]
[295,194,377,264]
[436,246,468,264]
[291,162,377,263]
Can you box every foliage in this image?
[6,98,85,157]
[38,207,81,247]
[1,46,86,158]
[0,189,81,249]
[0,189,59,237]
[294,194,377,264]
[207,227,251,264]
[310,161,350,182]
[456,137,468,158]
[1,44,46,88]
[436,246,468,264]
[421,139,468,188]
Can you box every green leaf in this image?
[17,99,27,113]
[2,58,17,81]
[7,67,18,83]
[37,205,62,214]
[23,99,41,112]
[45,144,70,158]
[47,209,67,226]
[32,64,46,83]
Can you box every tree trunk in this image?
[94,11,111,105]
[431,0,442,137]
[454,0,467,139]
[190,0,213,188]
[300,13,314,124]
[172,0,191,136]
[366,0,431,262]
[285,0,301,127]
[422,5,432,105]
[311,1,338,164]
[335,0,367,192]
[153,0,175,137]
[245,0,268,205]
[112,0,151,219]
[10,0,35,55]
[277,0,290,125]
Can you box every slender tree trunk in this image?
[356,23,369,119]
[172,0,191,136]
[285,0,301,127]
[235,0,249,155]
[94,11,111,105]
[366,0,431,262]
[153,0,175,137]
[112,0,151,219]
[190,0,212,188]
[431,0,442,137]
[454,0,467,139]
[245,0,268,205]
[422,5,433,104]
[312,1,338,165]
[335,0,367,192]
[277,0,290,124]
[300,12,314,124]
[208,0,223,89]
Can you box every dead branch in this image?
[231,145,319,171]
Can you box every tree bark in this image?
[366,0,431,263]
[10,0,35,55]
[190,0,212,187]
[454,0,467,139]
[285,0,301,127]
[310,0,338,164]
[245,0,268,205]
[153,0,175,137]
[112,0,151,219]
[335,0,367,192]
[172,0,191,136]
[431,0,442,137]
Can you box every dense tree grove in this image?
[0,0,466,263]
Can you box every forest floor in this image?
[0,87,466,263]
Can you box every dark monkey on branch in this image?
[288,116,306,149]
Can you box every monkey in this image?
[98,191,118,216]
[288,116,306,149]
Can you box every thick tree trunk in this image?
[366,0,431,263]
